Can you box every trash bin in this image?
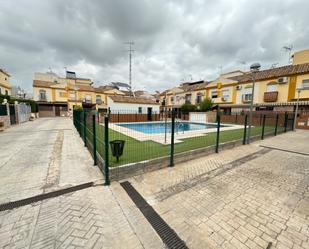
[109,140,125,162]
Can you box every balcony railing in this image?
[264,91,278,102]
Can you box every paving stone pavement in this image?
[127,130,309,249]
[0,118,102,203]
[1,118,308,249]
[0,118,164,249]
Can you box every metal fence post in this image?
[235,113,238,124]
[292,111,296,131]
[274,114,279,136]
[170,110,175,167]
[104,116,110,185]
[78,111,82,136]
[284,112,288,132]
[261,114,266,140]
[243,114,248,145]
[83,111,87,147]
[92,114,97,166]
[215,114,221,153]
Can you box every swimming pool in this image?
[118,122,227,134]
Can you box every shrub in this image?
[198,97,213,111]
[0,94,38,112]
[180,103,196,114]
[73,105,83,111]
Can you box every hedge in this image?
[0,94,38,113]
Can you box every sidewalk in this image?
[0,117,101,203]
[0,118,164,249]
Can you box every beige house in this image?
[0,68,12,96]
[160,81,208,111]
[33,71,108,117]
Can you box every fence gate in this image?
[9,105,16,125]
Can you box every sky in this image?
[0,0,308,93]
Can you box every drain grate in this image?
[0,182,93,212]
[260,145,309,156]
[120,181,188,249]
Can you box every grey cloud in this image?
[0,0,309,92]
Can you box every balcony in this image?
[264,91,278,102]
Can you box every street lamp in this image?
[247,62,261,144]
[73,86,79,108]
[293,85,309,130]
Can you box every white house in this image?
[107,96,160,114]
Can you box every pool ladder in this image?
[176,120,185,134]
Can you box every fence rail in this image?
[73,110,295,183]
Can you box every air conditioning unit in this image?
[278,77,288,84]
[236,85,242,90]
[221,97,227,101]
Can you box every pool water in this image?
[118,122,227,134]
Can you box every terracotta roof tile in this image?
[229,63,309,83]
[0,68,10,77]
[109,95,160,105]
[33,80,58,87]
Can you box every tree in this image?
[198,97,213,111]
[180,103,196,114]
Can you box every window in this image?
[222,89,230,99]
[96,95,102,104]
[243,87,252,102]
[39,89,46,100]
[185,94,191,104]
[243,94,252,101]
[0,88,1,94]
[5,90,8,95]
[162,97,166,106]
[196,93,203,103]
[302,79,309,88]
[266,84,278,92]
[85,95,91,103]
[170,96,174,104]
[138,107,142,114]
[211,91,218,99]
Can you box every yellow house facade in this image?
[0,68,12,96]
[33,71,111,117]
[161,49,309,113]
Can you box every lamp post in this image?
[247,63,261,144]
[73,86,79,108]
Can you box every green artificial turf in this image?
[90,124,279,167]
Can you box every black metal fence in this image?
[73,109,295,184]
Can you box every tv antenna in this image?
[240,61,246,71]
[124,41,134,95]
[283,45,293,64]
[271,63,279,69]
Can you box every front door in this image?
[147,107,152,121]
[55,106,60,116]
[9,105,16,124]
